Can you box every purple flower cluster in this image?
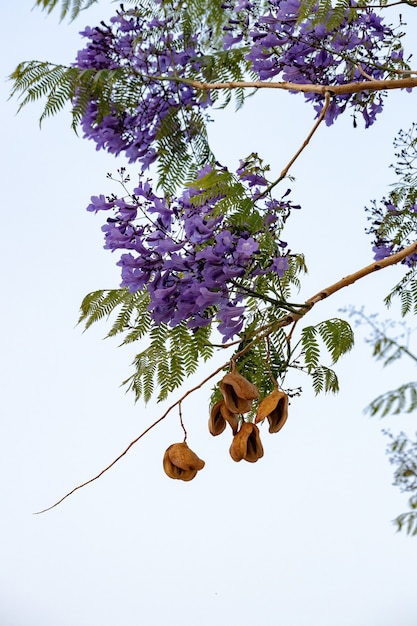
[74,5,210,170]
[222,0,407,127]
[75,2,409,340]
[88,165,293,341]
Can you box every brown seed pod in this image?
[168,442,205,471]
[220,401,240,435]
[220,371,259,414]
[163,447,184,479]
[163,443,205,481]
[209,400,239,436]
[208,400,227,436]
[255,388,289,434]
[229,422,264,463]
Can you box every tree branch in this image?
[34,240,417,513]
[180,76,417,96]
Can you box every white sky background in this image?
[1,2,417,625]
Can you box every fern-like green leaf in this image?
[366,382,417,417]
[316,318,354,364]
[394,506,417,536]
[311,366,339,395]
[34,0,98,21]
[301,326,320,373]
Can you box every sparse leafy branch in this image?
[345,306,417,414]
[367,383,417,416]
[385,430,417,535]
[298,318,354,393]
[344,306,417,532]
[34,0,98,21]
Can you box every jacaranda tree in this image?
[11,0,417,530]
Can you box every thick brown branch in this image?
[297,241,417,320]
[186,76,417,96]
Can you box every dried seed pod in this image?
[209,401,239,436]
[167,442,205,471]
[163,443,205,481]
[229,422,264,463]
[229,425,249,462]
[255,388,289,434]
[208,401,227,436]
[244,423,264,462]
[220,371,259,414]
[163,447,184,479]
[220,401,240,435]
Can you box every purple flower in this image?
[372,244,393,261]
[271,256,289,276]
[217,305,246,342]
[86,194,115,213]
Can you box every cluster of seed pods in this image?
[210,369,289,463]
[163,365,289,481]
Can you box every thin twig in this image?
[179,402,187,441]
[256,91,331,199]
[264,335,278,386]
[356,0,417,7]
[35,240,417,513]
[357,64,375,81]
[34,361,228,514]
[279,91,331,180]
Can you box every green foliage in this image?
[384,269,417,310]
[238,328,289,392]
[156,108,215,195]
[311,365,339,394]
[123,323,214,403]
[385,431,417,536]
[300,318,354,393]
[316,318,355,364]
[300,325,320,372]
[34,0,98,21]
[79,289,134,331]
[9,61,136,130]
[366,382,417,417]
[298,318,354,394]
[399,279,417,316]
[79,288,214,402]
[297,0,355,30]
[394,505,417,537]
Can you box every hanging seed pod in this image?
[163,449,198,481]
[255,388,289,434]
[168,442,205,471]
[163,443,205,481]
[209,401,239,436]
[208,401,227,436]
[220,401,240,435]
[229,422,264,463]
[220,370,259,414]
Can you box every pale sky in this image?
[1,3,417,625]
